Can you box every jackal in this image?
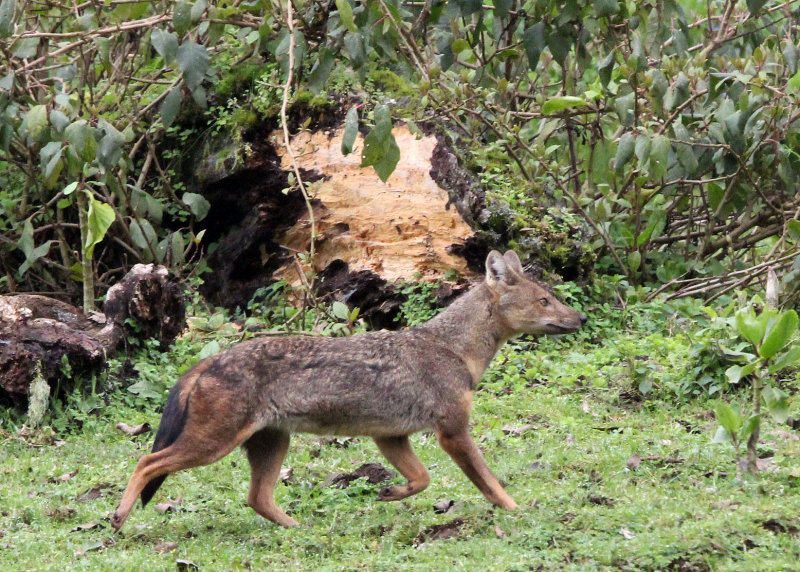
[111,250,586,530]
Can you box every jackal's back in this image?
[189,329,472,436]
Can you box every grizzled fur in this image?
[111,251,586,531]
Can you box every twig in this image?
[280,0,317,282]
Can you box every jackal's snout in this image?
[544,304,586,334]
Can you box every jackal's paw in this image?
[377,485,405,502]
[110,511,125,531]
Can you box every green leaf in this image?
[636,209,666,246]
[614,92,635,126]
[177,40,209,91]
[725,362,757,384]
[715,402,742,435]
[335,0,357,33]
[332,301,350,321]
[30,240,53,262]
[151,29,178,63]
[127,377,162,400]
[97,120,124,170]
[341,106,358,156]
[615,133,635,175]
[173,1,192,38]
[49,110,70,133]
[190,85,207,109]
[594,0,620,18]
[522,22,545,71]
[145,193,164,225]
[542,96,588,115]
[13,36,38,59]
[494,0,512,18]
[789,70,800,95]
[95,37,110,71]
[768,345,800,374]
[0,0,15,38]
[129,218,157,251]
[44,147,63,181]
[190,0,207,21]
[307,48,335,93]
[207,313,225,331]
[746,0,767,16]
[451,38,470,55]
[455,0,482,16]
[63,181,78,196]
[0,72,13,92]
[634,131,651,164]
[598,51,615,87]
[170,231,185,267]
[763,387,789,423]
[18,218,34,258]
[197,340,221,360]
[182,192,210,221]
[649,134,670,180]
[712,425,732,444]
[759,310,798,359]
[343,31,365,68]
[735,307,767,346]
[65,120,97,163]
[85,195,116,256]
[361,104,400,183]
[627,250,641,273]
[740,414,760,439]
[786,220,800,243]
[40,140,62,164]
[547,27,572,67]
[161,87,182,128]
[25,105,48,140]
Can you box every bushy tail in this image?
[140,382,189,507]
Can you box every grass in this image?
[1,303,800,571]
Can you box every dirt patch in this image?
[325,463,395,488]
[413,518,466,545]
[761,518,799,536]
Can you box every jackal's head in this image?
[486,250,587,336]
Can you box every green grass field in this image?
[2,305,799,571]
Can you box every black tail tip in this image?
[140,475,167,508]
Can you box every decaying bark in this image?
[0,264,185,407]
[194,123,487,315]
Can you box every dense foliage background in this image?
[2,2,800,570]
[2,0,800,305]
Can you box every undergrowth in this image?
[1,281,799,571]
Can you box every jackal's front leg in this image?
[435,429,518,510]
[243,428,299,527]
[373,435,430,501]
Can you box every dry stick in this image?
[649,250,797,301]
[280,0,317,278]
[698,0,737,60]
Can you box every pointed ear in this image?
[486,250,517,286]
[503,251,525,276]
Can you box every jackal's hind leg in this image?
[243,428,298,527]
[373,435,430,502]
[112,427,253,531]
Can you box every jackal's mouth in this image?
[544,322,581,334]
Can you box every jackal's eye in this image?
[539,297,549,306]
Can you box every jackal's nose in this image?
[580,315,588,325]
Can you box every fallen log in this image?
[0,264,184,407]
